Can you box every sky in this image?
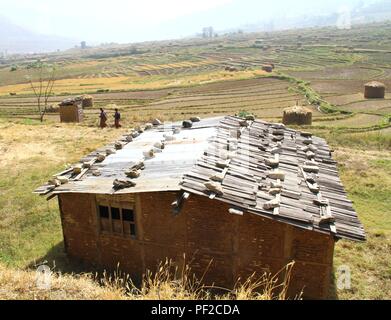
[0,0,382,44]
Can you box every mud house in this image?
[59,98,83,123]
[364,81,386,99]
[35,116,365,299]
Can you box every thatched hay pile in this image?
[225,66,238,72]
[46,105,59,113]
[60,95,94,109]
[364,81,386,99]
[74,95,94,108]
[81,95,94,108]
[262,64,274,73]
[282,106,312,126]
[59,98,79,107]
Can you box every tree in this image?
[27,61,56,122]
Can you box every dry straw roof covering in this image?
[365,81,386,88]
[35,116,365,241]
[283,105,312,114]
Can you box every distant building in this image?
[81,41,87,49]
[202,27,214,39]
[364,81,386,99]
[58,98,84,123]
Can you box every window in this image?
[99,206,111,232]
[111,207,120,220]
[98,204,136,238]
[122,208,134,222]
[121,208,136,236]
[99,206,109,218]
[130,224,136,236]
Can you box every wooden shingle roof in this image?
[180,116,365,241]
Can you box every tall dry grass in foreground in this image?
[0,260,300,300]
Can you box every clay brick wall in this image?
[288,228,334,299]
[59,104,83,123]
[58,191,334,299]
[59,193,100,265]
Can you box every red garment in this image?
[114,111,121,128]
[100,118,107,128]
[99,111,107,128]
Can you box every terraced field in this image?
[0,22,390,131]
[290,60,391,131]
[0,77,313,125]
[313,113,385,128]
[128,77,314,121]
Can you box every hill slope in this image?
[0,16,75,54]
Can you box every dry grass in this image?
[0,260,298,300]
[0,119,128,266]
[313,113,383,128]
[133,59,218,71]
[0,121,127,168]
[0,263,125,300]
[330,145,391,299]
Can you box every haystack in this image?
[262,64,274,73]
[225,66,238,72]
[364,81,386,99]
[81,95,94,108]
[73,95,94,108]
[59,98,77,107]
[283,106,312,126]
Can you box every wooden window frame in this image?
[97,202,137,239]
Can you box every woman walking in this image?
[99,108,107,128]
[114,108,121,128]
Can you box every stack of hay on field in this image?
[283,105,312,126]
[262,64,274,73]
[81,95,94,108]
[73,95,94,108]
[46,105,59,113]
[225,66,238,72]
[364,81,386,99]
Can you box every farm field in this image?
[0,21,390,300]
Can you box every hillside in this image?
[222,0,391,33]
[0,16,75,54]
